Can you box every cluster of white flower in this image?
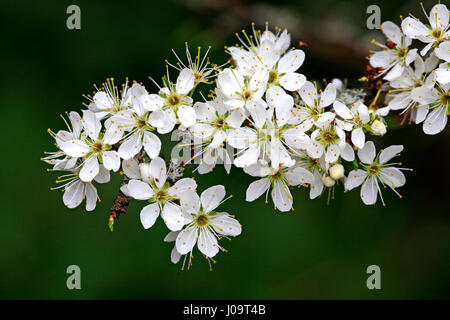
[42,3,449,268]
[179,23,407,209]
[370,3,449,135]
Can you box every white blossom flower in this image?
[147,68,197,132]
[345,141,408,205]
[216,67,267,110]
[401,4,449,56]
[295,81,337,131]
[104,84,162,160]
[52,165,110,211]
[175,185,241,264]
[370,21,417,80]
[412,82,449,134]
[167,44,220,86]
[44,111,86,171]
[307,121,354,163]
[85,78,134,119]
[333,100,370,148]
[227,24,291,77]
[386,56,436,123]
[245,160,313,212]
[434,41,450,84]
[59,110,121,182]
[123,157,197,231]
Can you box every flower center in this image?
[440,93,450,106]
[92,141,105,154]
[155,189,168,203]
[242,90,252,100]
[431,29,444,42]
[136,117,147,130]
[268,70,278,84]
[168,93,181,107]
[271,169,284,181]
[319,128,338,144]
[368,163,380,176]
[194,213,210,227]
[214,117,226,129]
[396,47,408,59]
[257,128,270,144]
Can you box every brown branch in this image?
[108,191,130,232]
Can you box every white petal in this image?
[435,41,450,62]
[341,142,355,162]
[246,99,267,129]
[401,17,429,39]
[121,158,141,179]
[381,21,402,44]
[94,164,111,183]
[164,231,178,242]
[299,81,317,107]
[423,106,448,135]
[234,144,259,168]
[168,178,197,198]
[245,178,271,201]
[357,141,376,164]
[211,212,241,236]
[226,128,256,149]
[429,4,449,30]
[161,202,184,231]
[379,167,406,189]
[284,167,314,186]
[170,246,182,264]
[197,228,219,258]
[333,100,353,119]
[345,169,367,191]
[142,131,161,159]
[127,179,154,200]
[319,83,337,107]
[149,157,167,188]
[140,203,160,229]
[82,110,102,140]
[310,171,324,199]
[277,49,305,73]
[176,226,198,255]
[102,151,120,172]
[60,140,90,158]
[201,185,226,213]
[63,180,85,209]
[225,109,246,128]
[118,132,142,160]
[177,105,196,128]
[325,143,340,163]
[271,181,293,212]
[180,190,201,214]
[379,145,403,164]
[146,94,166,111]
[351,127,365,149]
[79,156,99,182]
[176,68,195,95]
[85,183,98,211]
[384,63,404,81]
[360,176,378,205]
[279,73,306,91]
[103,123,124,145]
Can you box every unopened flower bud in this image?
[139,163,152,184]
[322,175,336,187]
[371,120,387,136]
[329,163,345,180]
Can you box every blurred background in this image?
[0,0,449,299]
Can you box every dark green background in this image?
[1,0,449,299]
